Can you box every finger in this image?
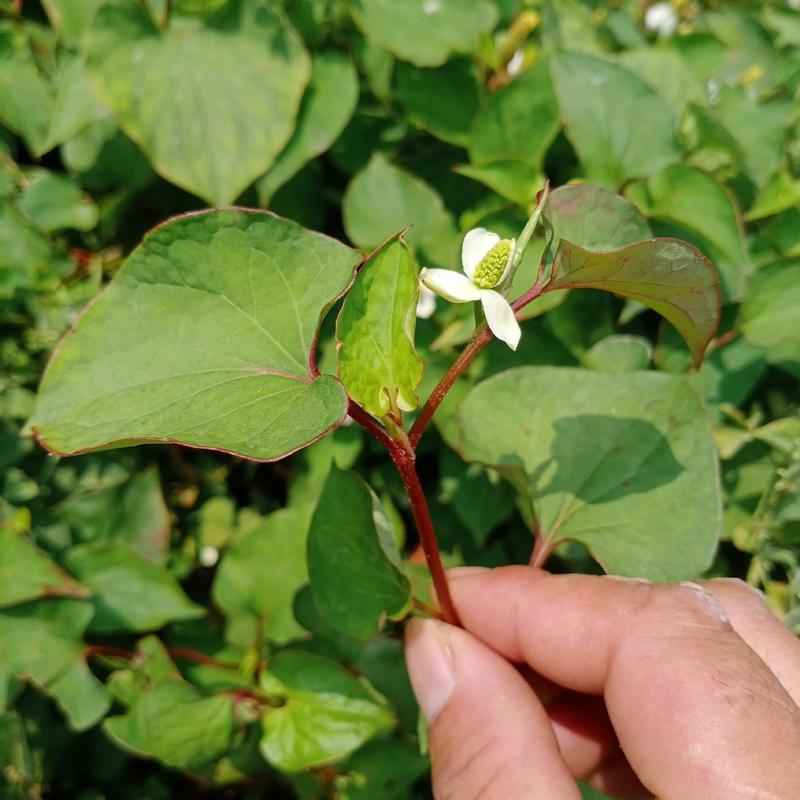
[448,567,800,800]
[703,577,800,705]
[404,618,581,799]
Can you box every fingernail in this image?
[405,618,456,723]
[447,566,489,580]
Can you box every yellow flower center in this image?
[473,240,512,289]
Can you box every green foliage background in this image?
[1,0,799,797]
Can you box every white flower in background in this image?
[507,49,525,77]
[199,545,219,567]
[416,283,437,319]
[706,78,721,105]
[644,2,678,37]
[420,228,521,350]
[789,0,800,10]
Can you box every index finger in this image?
[448,566,800,800]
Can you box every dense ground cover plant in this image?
[1,0,799,797]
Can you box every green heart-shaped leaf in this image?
[457,367,721,581]
[350,0,497,68]
[85,0,310,204]
[308,467,411,640]
[31,209,360,461]
[550,51,680,189]
[0,600,110,730]
[259,649,395,771]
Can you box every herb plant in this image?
[1,1,798,798]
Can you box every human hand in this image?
[405,567,800,799]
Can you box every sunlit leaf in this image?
[30,210,359,461]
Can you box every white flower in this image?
[420,228,521,350]
[507,49,525,77]
[199,545,219,567]
[416,283,437,319]
[644,2,678,37]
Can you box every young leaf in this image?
[0,26,54,154]
[307,467,411,639]
[19,170,99,233]
[64,543,204,634]
[212,507,312,644]
[457,367,721,581]
[395,59,484,147]
[739,261,800,365]
[349,0,498,68]
[30,210,360,462]
[0,529,88,607]
[0,600,110,730]
[469,57,559,172]
[104,638,237,769]
[259,649,395,771]
[337,238,423,417]
[541,186,720,368]
[85,0,310,205]
[258,51,359,205]
[343,153,457,268]
[550,51,680,189]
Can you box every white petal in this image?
[416,284,437,319]
[421,268,482,303]
[480,290,521,351]
[462,228,501,280]
[644,2,678,37]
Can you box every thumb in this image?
[405,618,580,799]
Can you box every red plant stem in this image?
[529,534,554,569]
[712,328,739,351]
[389,442,460,625]
[413,597,444,621]
[85,644,238,670]
[408,282,548,449]
[347,400,395,449]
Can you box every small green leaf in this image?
[455,160,543,206]
[337,238,422,417]
[38,57,108,155]
[469,57,559,172]
[0,600,110,730]
[395,58,484,147]
[307,467,411,639]
[19,170,99,233]
[259,649,395,772]
[85,0,310,204]
[64,543,204,634]
[542,188,720,368]
[550,51,680,189]
[350,0,498,68]
[343,153,457,267]
[30,210,359,462]
[457,367,721,581]
[715,86,791,189]
[212,507,312,644]
[583,335,653,372]
[104,637,236,769]
[42,0,104,47]
[258,51,359,205]
[740,261,800,364]
[0,529,88,607]
[0,26,54,154]
[58,466,171,564]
